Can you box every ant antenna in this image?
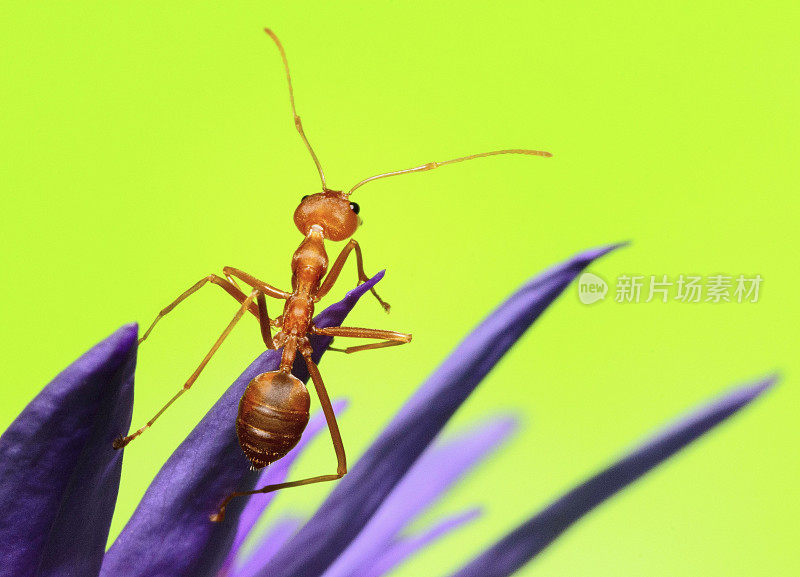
[264,28,329,191]
[347,148,552,195]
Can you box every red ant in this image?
[113,29,551,522]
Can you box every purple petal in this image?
[101,274,384,577]
[321,416,517,577]
[226,516,304,577]
[222,400,349,573]
[363,508,482,577]
[0,324,137,577]
[450,376,777,577]
[258,244,624,577]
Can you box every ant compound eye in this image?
[301,195,310,201]
[349,202,360,215]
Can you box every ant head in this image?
[293,190,361,241]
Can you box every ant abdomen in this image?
[236,371,310,469]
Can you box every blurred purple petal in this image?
[222,399,349,573]
[363,508,482,577]
[0,324,137,577]
[450,376,777,577]
[322,416,517,577]
[101,273,384,577]
[226,516,304,577]
[258,243,624,577]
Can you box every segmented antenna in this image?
[347,148,552,196]
[264,28,329,191]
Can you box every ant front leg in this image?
[211,344,346,522]
[315,239,390,312]
[114,289,261,450]
[312,325,412,354]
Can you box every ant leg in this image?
[114,289,260,450]
[302,350,347,475]
[315,240,390,312]
[312,325,412,354]
[210,345,345,522]
[139,274,260,344]
[328,340,407,354]
[256,293,276,349]
[222,267,291,300]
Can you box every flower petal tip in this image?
[609,239,632,250]
[332,398,350,412]
[362,270,385,289]
[336,271,386,308]
[490,414,522,438]
[97,323,138,358]
[735,373,779,401]
[117,322,139,345]
[580,241,629,262]
[462,506,484,521]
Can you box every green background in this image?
[2,2,798,575]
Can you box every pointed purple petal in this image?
[101,274,384,577]
[321,416,516,577]
[258,244,624,577]
[226,516,304,577]
[0,324,137,577]
[363,508,482,577]
[222,399,348,572]
[450,376,777,577]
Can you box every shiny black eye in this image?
[349,202,360,215]
[301,195,310,201]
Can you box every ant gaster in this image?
[113,28,551,522]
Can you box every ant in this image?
[113,28,551,522]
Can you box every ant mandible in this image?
[113,28,551,522]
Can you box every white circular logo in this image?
[577,272,608,304]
